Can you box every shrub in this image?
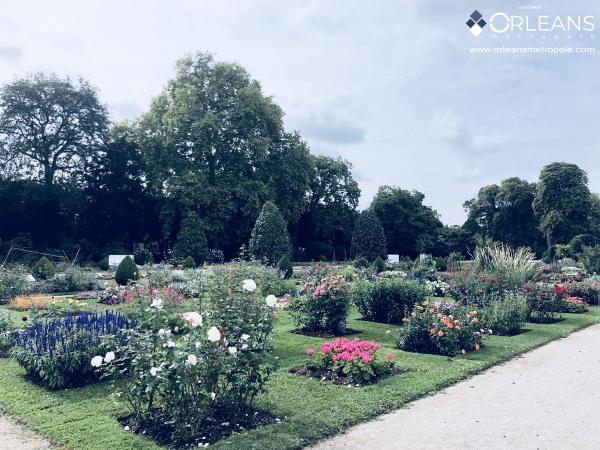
[373,256,385,273]
[579,245,600,273]
[40,265,99,293]
[98,257,109,271]
[249,201,291,265]
[12,311,135,389]
[435,257,448,272]
[353,257,369,269]
[351,208,387,261]
[173,213,209,265]
[397,302,488,356]
[351,278,426,324]
[412,255,436,280]
[32,256,55,280]
[289,275,350,334]
[561,297,589,313]
[0,265,31,303]
[564,281,599,305]
[472,241,539,289]
[182,256,196,269]
[0,313,14,357]
[445,271,504,306]
[115,256,139,286]
[100,286,184,308]
[480,294,528,336]
[100,276,276,447]
[277,255,293,279]
[424,280,449,297]
[303,338,395,384]
[206,262,287,299]
[133,248,153,266]
[523,283,566,323]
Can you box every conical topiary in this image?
[277,255,293,279]
[373,255,385,273]
[351,208,387,261]
[249,201,291,265]
[115,256,139,286]
[32,256,55,280]
[183,256,196,269]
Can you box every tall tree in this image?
[0,73,109,185]
[249,201,291,264]
[371,186,442,258]
[173,212,209,264]
[533,162,591,246]
[137,53,311,257]
[351,208,387,261]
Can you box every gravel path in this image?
[0,415,52,449]
[312,324,600,450]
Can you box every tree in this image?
[137,53,311,258]
[371,186,442,258]
[249,201,291,264]
[351,208,387,261]
[463,177,544,252]
[294,155,360,260]
[173,213,209,265]
[0,73,109,185]
[533,162,591,246]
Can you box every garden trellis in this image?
[1,246,79,267]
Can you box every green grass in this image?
[0,306,599,449]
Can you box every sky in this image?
[1,0,600,225]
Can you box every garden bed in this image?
[290,327,360,338]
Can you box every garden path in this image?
[0,415,52,449]
[312,324,600,450]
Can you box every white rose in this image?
[242,343,248,350]
[242,279,257,292]
[182,312,203,327]
[265,295,278,307]
[90,355,103,367]
[164,340,176,348]
[103,351,116,363]
[149,367,160,376]
[240,334,250,341]
[207,326,221,342]
[228,346,237,355]
[185,354,198,366]
[150,298,163,309]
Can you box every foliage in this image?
[40,265,99,293]
[472,241,539,289]
[579,245,600,273]
[351,208,387,261]
[0,73,109,185]
[434,257,447,272]
[353,257,369,269]
[9,295,90,317]
[371,186,443,257]
[351,278,426,324]
[289,275,350,334]
[277,255,293,279]
[133,248,153,266]
[115,256,139,286]
[304,338,395,384]
[100,276,275,447]
[0,265,31,303]
[32,257,55,280]
[564,281,600,305]
[373,256,385,273]
[480,294,528,336]
[523,283,566,323]
[0,312,14,357]
[205,262,287,299]
[424,280,449,297]
[249,201,291,265]
[12,312,135,389]
[182,256,196,269]
[172,212,209,265]
[397,302,488,356]
[533,162,592,246]
[98,257,109,271]
[561,297,589,313]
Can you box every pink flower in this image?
[305,348,315,356]
[386,353,394,361]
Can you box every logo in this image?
[466,10,487,36]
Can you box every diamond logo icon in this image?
[466,10,486,36]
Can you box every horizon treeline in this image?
[0,53,598,265]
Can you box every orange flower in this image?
[475,344,480,351]
[437,330,444,337]
[430,328,436,335]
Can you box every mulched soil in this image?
[289,366,406,386]
[289,328,361,338]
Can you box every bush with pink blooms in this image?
[302,338,396,384]
[99,286,184,307]
[289,274,350,334]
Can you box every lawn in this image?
[0,305,598,449]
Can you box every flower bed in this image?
[99,286,184,306]
[9,295,91,317]
[397,302,489,356]
[293,337,398,385]
[12,311,135,389]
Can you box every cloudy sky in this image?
[1,0,599,225]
